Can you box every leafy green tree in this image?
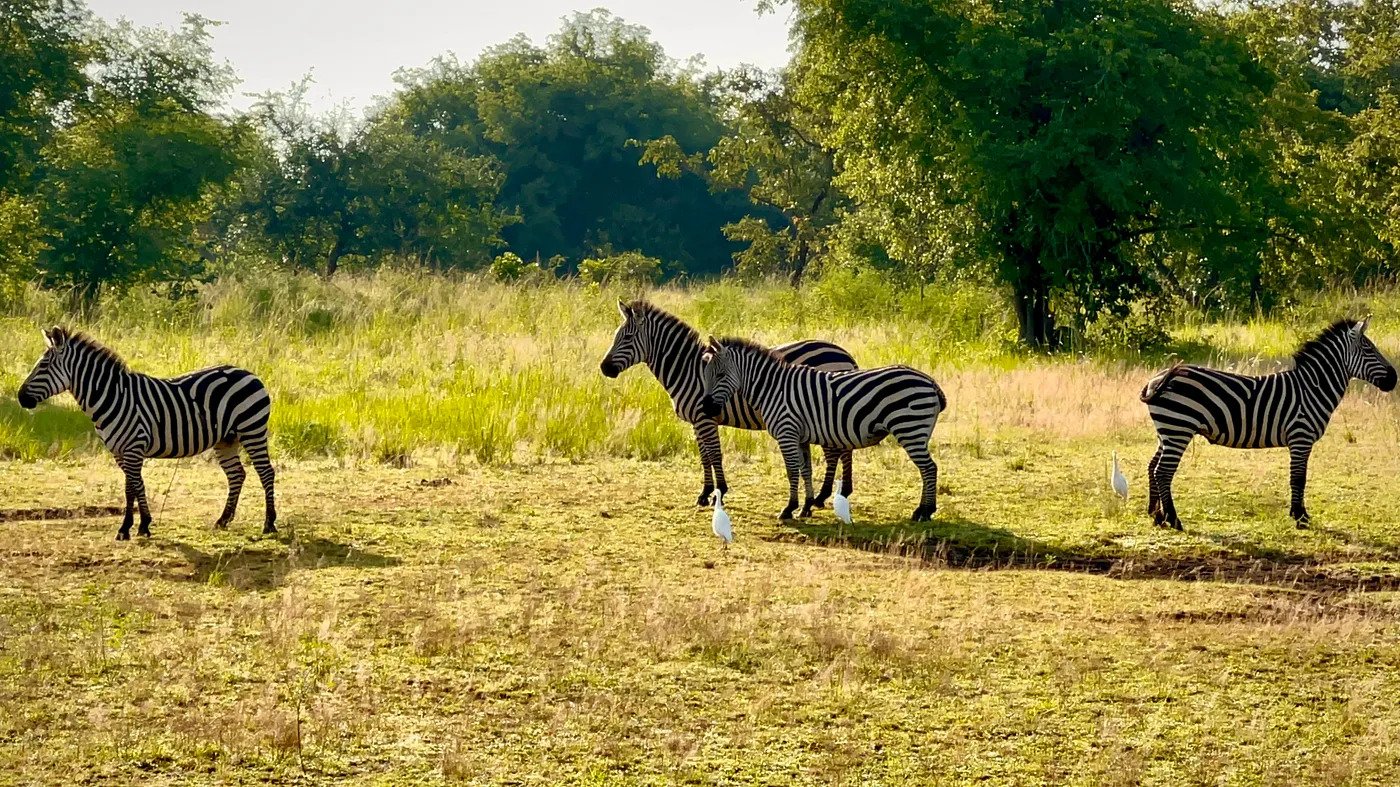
[1227,0,1400,288]
[787,0,1303,346]
[0,0,91,188]
[239,81,513,276]
[385,10,751,274]
[34,14,247,300]
[641,66,841,285]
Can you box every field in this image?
[4,272,1400,784]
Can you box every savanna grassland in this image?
[4,272,1400,785]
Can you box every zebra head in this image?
[699,337,739,418]
[18,327,74,410]
[600,300,646,378]
[1347,318,1397,392]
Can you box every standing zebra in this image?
[600,300,857,507]
[1141,318,1396,530]
[17,327,278,540]
[700,337,946,521]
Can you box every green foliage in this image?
[640,66,841,285]
[790,0,1302,346]
[577,251,663,286]
[239,80,514,276]
[0,0,91,189]
[384,10,751,274]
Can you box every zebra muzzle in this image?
[700,396,722,418]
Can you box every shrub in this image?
[578,251,663,286]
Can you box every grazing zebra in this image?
[600,300,857,507]
[699,336,946,521]
[17,327,278,540]
[1141,318,1396,530]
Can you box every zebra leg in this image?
[213,441,246,529]
[243,432,278,534]
[896,430,939,521]
[693,421,721,506]
[799,443,817,517]
[1147,446,1163,522]
[776,433,803,521]
[812,446,839,508]
[116,456,136,542]
[117,454,153,538]
[1154,436,1190,531]
[842,450,854,498]
[1288,441,1313,528]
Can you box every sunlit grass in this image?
[2,269,1398,467]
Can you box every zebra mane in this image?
[627,300,702,344]
[64,330,130,371]
[714,336,784,362]
[1294,319,1360,365]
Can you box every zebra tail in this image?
[1140,361,1186,403]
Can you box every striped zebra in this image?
[699,336,946,521]
[600,300,857,507]
[17,327,278,540]
[1141,318,1396,530]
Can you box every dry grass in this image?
[4,427,1400,784]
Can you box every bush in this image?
[578,251,664,286]
[1080,301,1174,355]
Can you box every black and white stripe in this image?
[1141,318,1396,530]
[600,300,858,506]
[699,337,946,521]
[17,327,278,540]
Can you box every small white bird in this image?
[1111,451,1129,500]
[833,479,852,525]
[712,491,733,547]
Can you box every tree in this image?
[384,10,751,274]
[238,81,514,277]
[788,0,1301,346]
[640,66,842,286]
[33,14,248,299]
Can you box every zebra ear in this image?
[706,336,723,354]
[43,326,67,349]
[617,300,632,320]
[1357,317,1371,335]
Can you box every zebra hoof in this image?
[696,492,712,507]
[263,522,278,535]
[911,506,935,522]
[115,530,130,542]
[778,508,797,521]
[213,520,230,530]
[810,495,830,509]
[1295,520,1310,530]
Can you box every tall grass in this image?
[2,269,1397,464]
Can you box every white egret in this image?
[833,479,852,525]
[712,491,733,547]
[1111,451,1129,500]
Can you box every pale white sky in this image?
[83,1,795,115]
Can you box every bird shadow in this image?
[154,533,400,591]
[769,513,1400,594]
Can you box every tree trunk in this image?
[1010,249,1057,349]
[326,239,342,278]
[789,236,810,288]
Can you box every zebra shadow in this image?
[159,534,400,591]
[771,515,1400,594]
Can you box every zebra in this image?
[1141,318,1396,531]
[600,300,858,508]
[17,327,278,540]
[699,336,946,521]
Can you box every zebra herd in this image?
[11,308,1397,541]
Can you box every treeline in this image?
[1,0,1398,347]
